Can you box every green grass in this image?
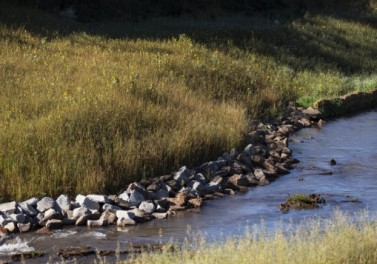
[126,211,377,264]
[0,2,376,200]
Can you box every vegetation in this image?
[0,1,376,200]
[280,193,326,212]
[125,212,377,264]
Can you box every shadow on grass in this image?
[1,1,376,76]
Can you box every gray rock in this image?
[18,202,38,217]
[0,214,13,226]
[62,218,76,225]
[0,201,17,215]
[87,219,108,227]
[128,189,146,207]
[243,144,254,156]
[46,219,63,230]
[10,213,25,224]
[152,212,168,220]
[22,197,39,207]
[188,181,206,194]
[116,210,135,221]
[17,222,31,233]
[75,215,88,226]
[154,188,169,200]
[75,194,100,211]
[173,166,191,185]
[100,210,117,225]
[36,197,56,213]
[87,210,101,220]
[56,194,71,212]
[117,218,136,227]
[193,173,207,184]
[72,207,91,219]
[102,203,121,211]
[87,194,109,204]
[139,201,155,214]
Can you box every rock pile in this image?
[0,104,323,236]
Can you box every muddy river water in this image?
[1,108,377,263]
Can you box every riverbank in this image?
[0,104,322,238]
[1,2,377,201]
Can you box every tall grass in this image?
[128,211,377,264]
[0,2,376,200]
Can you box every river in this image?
[1,108,376,263]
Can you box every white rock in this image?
[87,194,109,204]
[116,210,135,220]
[75,195,100,211]
[0,201,17,215]
[139,201,155,214]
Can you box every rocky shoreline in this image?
[0,104,323,241]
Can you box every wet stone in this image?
[117,218,136,227]
[75,215,88,226]
[152,212,168,220]
[87,219,108,227]
[46,219,63,230]
[17,222,31,233]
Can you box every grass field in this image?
[0,2,376,200]
[126,211,377,264]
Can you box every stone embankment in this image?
[0,104,323,238]
[314,89,377,117]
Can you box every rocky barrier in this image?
[0,104,323,240]
[314,89,377,118]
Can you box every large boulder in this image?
[56,194,71,213]
[75,195,100,211]
[36,197,56,213]
[18,202,38,217]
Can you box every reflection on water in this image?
[1,109,376,263]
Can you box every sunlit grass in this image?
[0,2,376,200]
[127,211,377,264]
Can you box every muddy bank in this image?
[314,89,377,117]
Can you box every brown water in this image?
[1,108,377,263]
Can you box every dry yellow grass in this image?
[127,212,377,264]
[0,2,376,200]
